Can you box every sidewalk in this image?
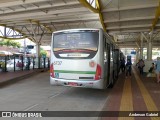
[99,66,160,120]
[0,68,49,88]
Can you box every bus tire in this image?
[108,82,113,88]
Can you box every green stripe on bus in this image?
[54,70,96,74]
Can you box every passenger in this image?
[16,61,20,67]
[125,59,132,78]
[120,58,125,72]
[148,63,155,73]
[136,59,140,67]
[26,57,31,70]
[16,61,23,70]
[155,57,160,83]
[138,59,145,75]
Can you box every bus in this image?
[50,28,120,89]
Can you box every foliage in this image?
[152,52,159,55]
[143,51,147,56]
[0,39,21,48]
[40,47,47,57]
[143,51,159,56]
[0,41,4,46]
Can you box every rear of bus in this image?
[50,29,104,89]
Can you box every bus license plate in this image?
[68,82,78,86]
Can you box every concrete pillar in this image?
[144,33,153,72]
[35,42,41,68]
[4,26,6,37]
[36,42,40,58]
[140,33,143,59]
[136,49,140,63]
[147,35,152,61]
[113,34,118,42]
[147,42,152,60]
[140,48,143,59]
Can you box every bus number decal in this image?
[53,61,62,65]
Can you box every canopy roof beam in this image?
[151,1,160,31]
[79,0,106,32]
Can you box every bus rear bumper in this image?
[50,77,104,89]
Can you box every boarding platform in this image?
[0,68,48,88]
[100,66,160,120]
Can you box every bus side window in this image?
[107,43,110,63]
[110,44,113,61]
[103,36,107,61]
[112,44,115,58]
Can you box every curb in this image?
[0,68,49,88]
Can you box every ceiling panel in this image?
[0,0,159,48]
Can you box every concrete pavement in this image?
[0,68,49,88]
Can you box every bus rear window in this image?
[52,30,99,59]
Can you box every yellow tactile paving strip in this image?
[132,68,159,120]
[118,67,159,120]
[118,77,134,120]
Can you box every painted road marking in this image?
[24,104,39,111]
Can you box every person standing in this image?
[155,57,160,83]
[120,58,125,72]
[148,63,155,73]
[138,59,145,75]
[126,59,132,78]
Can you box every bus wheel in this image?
[116,73,119,79]
[108,72,115,88]
[108,82,113,88]
[108,78,114,88]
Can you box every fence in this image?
[0,56,50,72]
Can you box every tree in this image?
[40,47,47,57]
[3,40,11,46]
[0,41,4,46]
[0,39,21,48]
[16,42,21,48]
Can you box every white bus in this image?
[50,28,120,89]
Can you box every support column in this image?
[136,49,140,63]
[147,35,152,61]
[113,34,118,42]
[36,42,40,58]
[140,33,143,59]
[144,33,153,72]
[4,26,6,37]
[35,42,41,69]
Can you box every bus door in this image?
[104,42,110,87]
[113,49,120,77]
[109,44,114,85]
[103,37,107,82]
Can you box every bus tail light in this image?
[50,63,54,78]
[94,64,102,80]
